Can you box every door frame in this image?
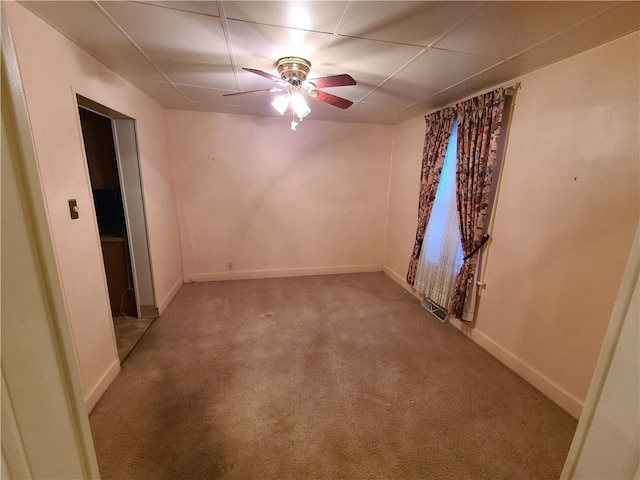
[76,97,157,319]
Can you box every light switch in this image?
[68,199,79,219]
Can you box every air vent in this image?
[420,297,448,323]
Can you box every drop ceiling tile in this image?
[153,58,238,90]
[435,1,613,59]
[26,0,635,127]
[419,59,542,113]
[345,101,400,118]
[133,1,220,17]
[380,58,544,124]
[363,48,501,104]
[21,1,164,84]
[322,82,380,103]
[132,79,186,101]
[176,84,243,106]
[514,3,640,65]
[312,36,424,84]
[233,69,284,95]
[462,59,545,92]
[339,1,480,47]
[222,1,348,33]
[99,1,229,64]
[226,20,333,78]
[380,105,430,125]
[355,86,420,107]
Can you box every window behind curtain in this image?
[414,121,463,309]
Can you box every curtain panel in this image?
[449,88,506,320]
[406,107,456,285]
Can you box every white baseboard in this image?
[448,317,583,418]
[382,265,420,298]
[85,358,120,412]
[382,265,583,419]
[184,264,383,283]
[158,276,183,316]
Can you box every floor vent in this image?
[420,297,448,323]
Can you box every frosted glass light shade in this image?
[290,92,311,119]
[271,95,290,115]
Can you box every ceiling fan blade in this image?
[243,67,282,83]
[309,74,356,89]
[313,91,353,109]
[223,88,280,97]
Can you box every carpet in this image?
[90,272,577,479]
[112,315,155,362]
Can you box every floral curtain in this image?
[449,88,506,319]
[406,107,456,285]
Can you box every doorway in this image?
[77,97,156,362]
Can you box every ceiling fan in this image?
[224,56,356,130]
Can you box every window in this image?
[414,121,463,310]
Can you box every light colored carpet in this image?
[91,273,576,479]
[112,315,155,362]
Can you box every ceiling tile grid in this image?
[222,1,348,33]
[99,1,230,64]
[338,1,482,47]
[20,1,640,125]
[433,1,614,59]
[513,2,640,65]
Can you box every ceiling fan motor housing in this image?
[276,57,311,85]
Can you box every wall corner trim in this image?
[85,359,120,412]
[158,277,184,316]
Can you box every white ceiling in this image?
[22,1,640,124]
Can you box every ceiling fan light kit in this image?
[224,56,356,130]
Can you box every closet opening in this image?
[77,96,156,362]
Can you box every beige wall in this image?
[383,32,640,418]
[166,111,392,280]
[384,115,426,285]
[5,3,184,408]
[2,90,95,480]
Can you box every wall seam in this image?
[382,124,396,268]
